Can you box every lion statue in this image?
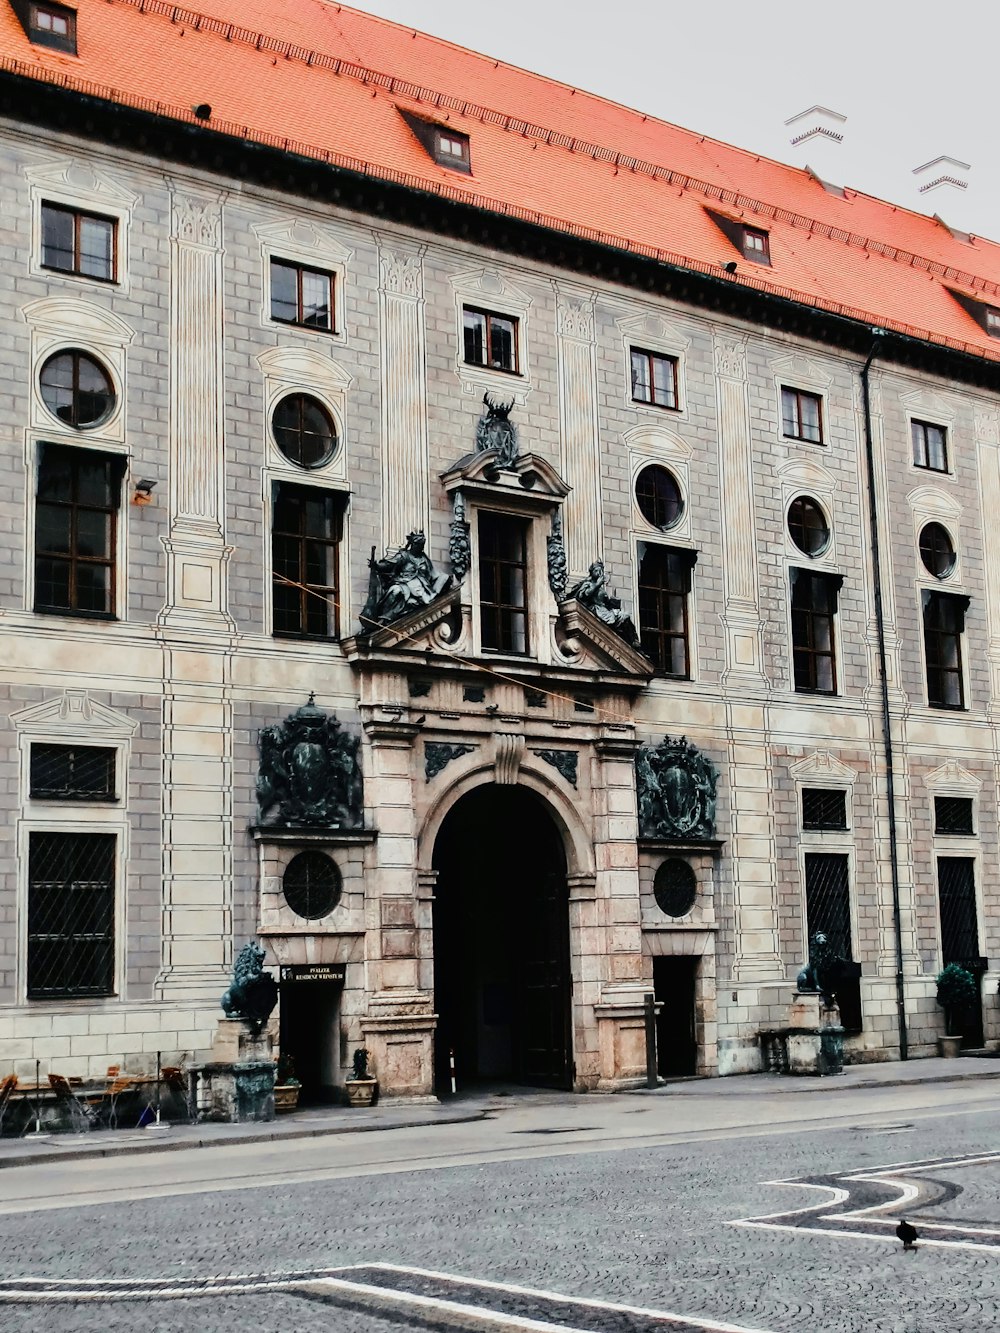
[796,931,840,1006]
[221,941,278,1036]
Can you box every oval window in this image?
[39,350,115,428]
[272,393,338,469]
[282,851,342,919]
[919,522,956,579]
[634,464,683,530]
[653,858,697,918]
[787,495,830,557]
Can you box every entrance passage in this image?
[653,956,698,1077]
[279,980,341,1104]
[432,785,572,1092]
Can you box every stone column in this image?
[727,705,784,983]
[555,289,603,577]
[154,187,235,1001]
[376,238,429,547]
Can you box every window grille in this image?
[801,787,847,831]
[937,857,980,963]
[27,832,115,999]
[804,851,862,1031]
[934,796,974,836]
[653,859,697,917]
[282,852,342,920]
[30,744,115,800]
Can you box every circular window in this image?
[635,464,684,530]
[787,496,830,557]
[653,859,697,918]
[919,522,956,579]
[272,394,338,469]
[39,351,115,428]
[282,851,342,919]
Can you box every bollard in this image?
[644,993,658,1089]
[449,1047,457,1096]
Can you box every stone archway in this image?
[430,783,573,1092]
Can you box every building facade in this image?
[2,0,1000,1097]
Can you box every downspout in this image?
[860,334,908,1059]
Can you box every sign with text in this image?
[279,963,346,984]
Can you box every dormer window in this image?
[399,109,472,174]
[947,288,1000,340]
[742,226,770,264]
[987,306,1000,339]
[17,0,77,52]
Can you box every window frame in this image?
[790,567,841,695]
[922,589,969,710]
[25,829,117,1002]
[801,786,849,832]
[33,442,123,621]
[934,795,975,837]
[476,509,531,656]
[270,392,339,471]
[636,542,695,679]
[742,225,771,265]
[629,346,680,411]
[40,203,117,282]
[270,481,344,642]
[268,258,336,334]
[38,348,117,431]
[434,128,471,171]
[462,305,520,376]
[29,743,118,802]
[911,418,949,473]
[23,0,77,52]
[780,385,825,445]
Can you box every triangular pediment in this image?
[344,587,464,656]
[11,690,138,739]
[788,750,857,784]
[923,760,982,794]
[252,218,353,265]
[556,599,654,677]
[441,449,570,501]
[25,159,139,208]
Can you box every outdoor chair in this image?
[0,1074,16,1136]
[48,1074,97,1132]
[100,1075,138,1130]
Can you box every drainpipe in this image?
[860,333,908,1059]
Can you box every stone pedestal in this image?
[786,992,844,1076]
[188,1020,276,1122]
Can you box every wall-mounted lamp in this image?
[132,479,157,507]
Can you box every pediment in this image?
[345,587,464,656]
[25,158,139,208]
[906,485,962,519]
[256,345,353,390]
[788,750,857,784]
[769,353,834,389]
[899,387,958,423]
[441,449,570,502]
[449,266,533,311]
[923,760,982,794]
[252,218,353,265]
[11,690,138,739]
[21,297,135,346]
[615,310,691,352]
[556,599,654,678]
[623,424,692,460]
[777,456,838,492]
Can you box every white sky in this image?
[353,0,1000,245]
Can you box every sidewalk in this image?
[0,1053,996,1169]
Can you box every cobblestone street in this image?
[1,1076,999,1331]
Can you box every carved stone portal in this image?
[257,695,364,828]
[636,735,718,840]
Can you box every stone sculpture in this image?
[635,734,718,840]
[221,941,279,1037]
[475,392,519,468]
[257,694,363,828]
[546,513,568,603]
[796,931,844,1007]
[449,494,471,584]
[361,531,452,629]
[568,560,642,649]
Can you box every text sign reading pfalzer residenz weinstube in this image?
[279,964,347,984]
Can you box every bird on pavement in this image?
[896,1219,918,1251]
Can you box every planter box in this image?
[938,1035,963,1058]
[274,1084,300,1114]
[345,1078,378,1107]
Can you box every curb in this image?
[633,1067,1000,1096]
[0,1108,487,1170]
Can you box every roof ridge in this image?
[8,51,1000,369]
[97,0,1000,299]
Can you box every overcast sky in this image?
[354,0,999,244]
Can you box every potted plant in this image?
[345,1047,378,1107]
[936,963,977,1056]
[274,1053,301,1113]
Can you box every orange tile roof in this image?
[5,0,1000,364]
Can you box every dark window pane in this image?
[463,309,485,365]
[271,483,340,639]
[938,857,980,963]
[272,394,337,469]
[935,796,974,836]
[804,852,862,1030]
[39,351,114,429]
[78,217,114,280]
[802,787,847,830]
[463,307,517,372]
[919,522,956,579]
[270,261,299,323]
[30,744,116,800]
[478,511,528,654]
[638,545,691,676]
[912,420,948,472]
[34,445,118,617]
[27,832,115,999]
[781,387,823,443]
[788,496,830,556]
[635,464,683,530]
[41,206,74,271]
[791,570,838,693]
[301,270,332,329]
[923,591,966,708]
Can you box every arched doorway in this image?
[432,784,572,1092]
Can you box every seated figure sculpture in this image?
[568,560,642,649]
[361,531,451,629]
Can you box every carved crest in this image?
[475,393,519,468]
[257,696,363,828]
[636,735,718,840]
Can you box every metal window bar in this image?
[804,852,863,1031]
[937,856,980,963]
[934,796,974,836]
[801,787,847,831]
[27,832,115,999]
[29,744,116,800]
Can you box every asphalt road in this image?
[1,1080,998,1332]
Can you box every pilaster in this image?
[555,287,603,577]
[726,704,784,982]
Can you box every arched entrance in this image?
[432,784,572,1092]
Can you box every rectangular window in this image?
[34,444,121,618]
[463,307,518,374]
[801,787,847,831]
[742,226,771,264]
[630,348,679,410]
[41,204,115,281]
[934,796,974,836]
[781,386,823,443]
[478,511,528,654]
[937,857,980,963]
[25,1,77,52]
[271,484,342,640]
[435,129,471,170]
[804,852,862,1031]
[30,744,116,801]
[912,419,948,472]
[986,307,1000,339]
[791,569,840,694]
[637,544,693,677]
[923,590,967,709]
[27,831,115,1000]
[269,260,334,332]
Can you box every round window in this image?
[787,496,830,557]
[634,464,684,530]
[653,858,697,918]
[272,394,338,469]
[39,350,115,428]
[282,851,342,919]
[919,522,956,579]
